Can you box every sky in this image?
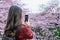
[12,0,60,14]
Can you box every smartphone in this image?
[25,15,28,22]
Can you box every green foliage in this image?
[49,27,60,37]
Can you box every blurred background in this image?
[0,0,60,40]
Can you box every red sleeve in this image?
[16,24,33,39]
[22,25,33,39]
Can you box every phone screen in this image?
[25,15,28,22]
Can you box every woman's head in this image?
[6,5,22,29]
[8,6,22,21]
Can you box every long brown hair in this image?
[4,5,22,35]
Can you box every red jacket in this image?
[16,24,33,40]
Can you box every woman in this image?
[3,5,22,40]
[3,5,33,40]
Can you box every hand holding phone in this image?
[24,15,30,25]
[25,15,28,22]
